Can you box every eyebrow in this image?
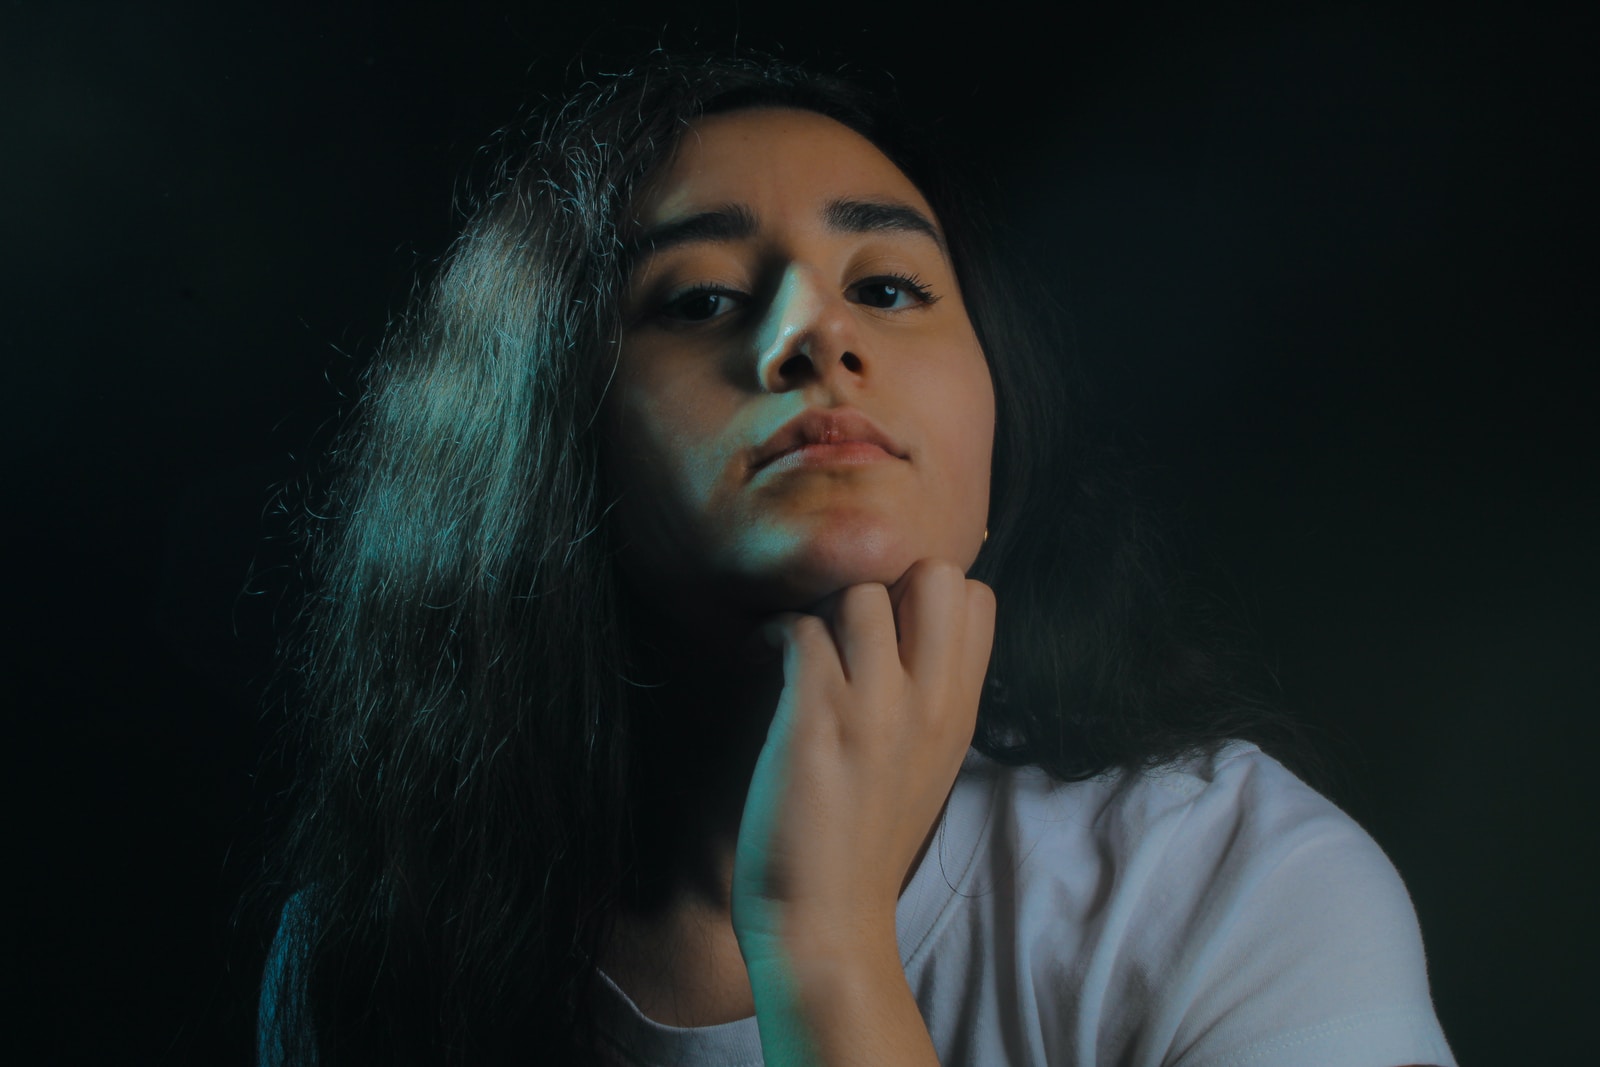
[630,197,947,260]
[631,203,758,258]
[822,198,946,254]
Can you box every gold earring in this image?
[983,527,989,544]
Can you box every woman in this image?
[259,55,1455,1066]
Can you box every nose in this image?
[754,266,865,393]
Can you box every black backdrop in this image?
[7,2,1593,1062]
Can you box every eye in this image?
[849,275,938,311]
[658,285,744,323]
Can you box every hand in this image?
[730,558,997,964]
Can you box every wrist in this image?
[741,924,934,1067]
[736,907,899,975]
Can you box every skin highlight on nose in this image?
[756,268,826,382]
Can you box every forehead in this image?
[636,108,936,227]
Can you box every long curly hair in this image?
[257,52,1300,1065]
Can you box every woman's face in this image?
[604,107,995,619]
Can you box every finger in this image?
[828,583,897,686]
[760,611,845,690]
[961,579,998,696]
[889,559,970,681]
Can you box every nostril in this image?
[779,353,811,378]
[841,352,862,374]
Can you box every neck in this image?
[610,584,950,928]
[617,593,785,922]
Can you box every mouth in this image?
[751,408,907,472]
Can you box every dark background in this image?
[7,1,1593,1062]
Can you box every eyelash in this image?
[655,273,940,324]
[856,274,938,310]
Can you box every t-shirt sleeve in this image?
[1148,750,1457,1067]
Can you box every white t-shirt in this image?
[593,741,1456,1067]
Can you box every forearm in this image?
[743,928,940,1067]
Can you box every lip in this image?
[751,408,908,472]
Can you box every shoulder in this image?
[952,744,1457,1066]
[962,741,1375,883]
[987,741,1432,981]
[1132,743,1423,951]
[1116,744,1434,982]
[979,741,1408,908]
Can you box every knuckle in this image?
[966,578,997,612]
[916,557,962,582]
[790,613,832,647]
[903,558,963,600]
[839,581,889,615]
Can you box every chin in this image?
[729,521,924,612]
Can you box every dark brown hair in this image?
[258,52,1299,1065]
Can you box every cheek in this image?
[608,368,738,530]
[605,405,709,592]
[633,397,725,496]
[935,343,997,492]
[961,363,998,506]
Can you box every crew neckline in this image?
[591,746,1001,1066]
